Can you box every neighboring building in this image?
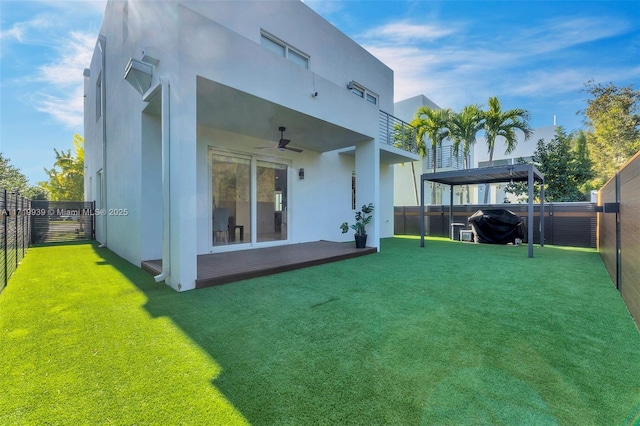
[83,0,418,291]
[392,92,558,206]
[394,95,466,206]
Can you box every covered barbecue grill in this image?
[468,209,526,244]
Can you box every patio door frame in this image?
[209,147,291,253]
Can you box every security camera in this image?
[312,91,318,97]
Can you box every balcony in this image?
[379,110,417,155]
[425,144,468,170]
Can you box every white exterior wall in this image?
[84,0,413,291]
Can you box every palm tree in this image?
[411,106,452,203]
[448,104,484,203]
[482,96,532,203]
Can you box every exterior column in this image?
[355,139,380,250]
[167,74,198,291]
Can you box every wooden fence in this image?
[395,202,597,248]
[598,150,640,329]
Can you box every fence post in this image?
[615,172,621,291]
[3,189,7,289]
[15,192,18,268]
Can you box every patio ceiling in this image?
[196,77,369,153]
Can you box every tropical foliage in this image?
[448,104,484,203]
[481,96,532,202]
[0,153,48,199]
[505,127,593,202]
[582,81,640,187]
[340,203,374,236]
[411,106,452,201]
[40,134,84,201]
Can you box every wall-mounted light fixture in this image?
[299,168,305,180]
[123,55,158,96]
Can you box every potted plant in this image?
[340,203,374,248]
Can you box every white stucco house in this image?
[83,0,418,291]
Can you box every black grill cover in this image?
[468,209,526,244]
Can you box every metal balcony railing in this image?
[425,144,467,170]
[379,110,417,154]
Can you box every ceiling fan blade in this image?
[278,138,291,148]
[285,146,303,153]
[254,145,274,149]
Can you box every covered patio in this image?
[142,240,376,289]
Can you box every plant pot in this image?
[354,234,367,248]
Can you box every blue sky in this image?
[1,0,638,185]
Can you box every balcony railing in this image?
[379,110,417,154]
[425,144,467,170]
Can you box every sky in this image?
[1,0,638,185]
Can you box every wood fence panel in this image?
[598,179,618,285]
[619,153,640,327]
[395,202,596,248]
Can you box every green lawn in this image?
[1,238,639,425]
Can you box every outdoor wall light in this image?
[124,58,153,95]
[299,168,305,180]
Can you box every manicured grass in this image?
[1,238,639,425]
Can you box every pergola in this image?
[420,164,545,257]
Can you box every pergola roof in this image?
[421,164,544,186]
[419,164,545,257]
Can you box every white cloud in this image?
[361,21,457,43]
[0,15,56,45]
[357,14,634,109]
[36,31,95,86]
[29,30,95,128]
[34,85,85,128]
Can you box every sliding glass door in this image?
[210,152,251,247]
[257,160,288,242]
[210,149,289,248]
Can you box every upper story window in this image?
[261,31,309,69]
[348,81,378,105]
[96,73,102,121]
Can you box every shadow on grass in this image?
[88,239,640,425]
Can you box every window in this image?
[349,81,378,105]
[96,73,102,121]
[261,32,309,69]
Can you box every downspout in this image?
[98,35,108,248]
[154,77,171,282]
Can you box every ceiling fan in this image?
[256,127,303,153]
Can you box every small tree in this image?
[411,106,452,202]
[505,127,593,202]
[448,104,484,203]
[0,153,47,199]
[482,96,532,203]
[582,80,640,187]
[41,134,84,201]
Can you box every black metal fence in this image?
[0,189,31,294]
[395,202,597,248]
[30,201,95,244]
